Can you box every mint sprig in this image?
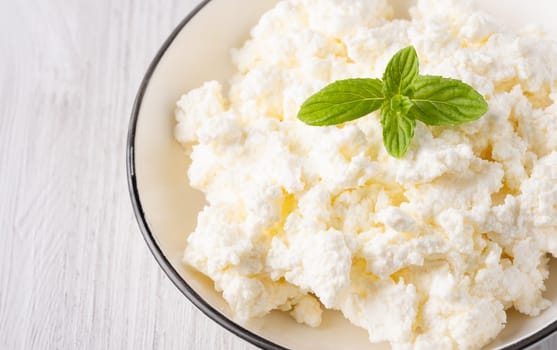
[297,46,488,158]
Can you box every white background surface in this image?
[0,0,555,349]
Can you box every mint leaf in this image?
[409,75,488,126]
[390,94,413,115]
[383,46,419,97]
[297,78,384,126]
[296,46,489,158]
[381,98,416,158]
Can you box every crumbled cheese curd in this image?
[174,0,557,348]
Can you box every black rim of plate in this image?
[126,1,557,349]
[125,1,286,349]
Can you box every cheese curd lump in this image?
[174,0,557,348]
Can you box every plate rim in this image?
[126,1,287,349]
[125,1,557,349]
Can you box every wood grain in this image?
[0,1,553,349]
[0,0,254,349]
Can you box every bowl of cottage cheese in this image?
[127,0,557,349]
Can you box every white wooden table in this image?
[0,1,554,349]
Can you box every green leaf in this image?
[381,98,416,158]
[409,75,488,126]
[382,46,419,97]
[390,94,413,115]
[297,78,384,126]
[294,45,490,159]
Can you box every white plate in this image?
[127,0,557,348]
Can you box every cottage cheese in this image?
[174,0,557,348]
